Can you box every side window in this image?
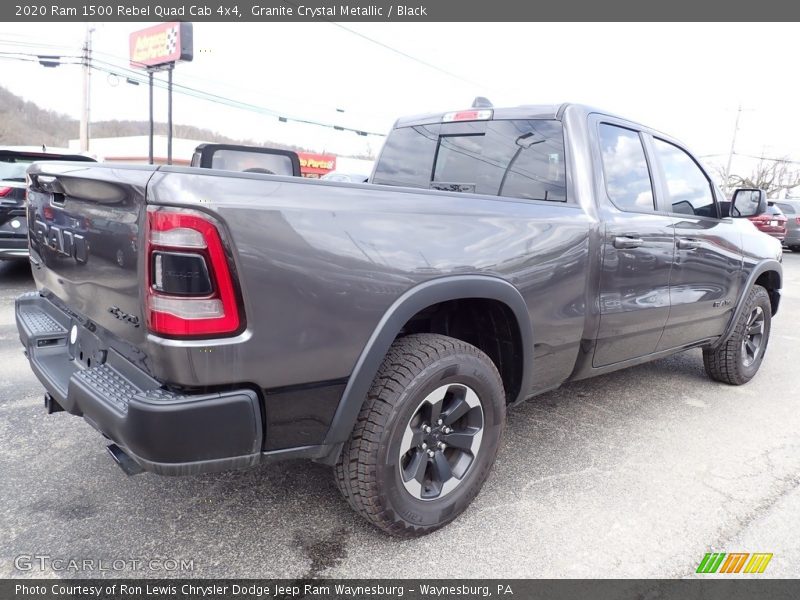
[598,124,655,212]
[652,138,717,218]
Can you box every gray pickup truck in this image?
[16,103,782,536]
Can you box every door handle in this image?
[612,236,644,249]
[677,238,702,250]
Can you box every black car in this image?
[0,147,96,261]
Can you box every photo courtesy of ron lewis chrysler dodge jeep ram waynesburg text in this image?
[16,102,782,536]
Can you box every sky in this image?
[0,21,799,180]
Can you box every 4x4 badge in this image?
[108,306,140,328]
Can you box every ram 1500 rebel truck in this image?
[16,103,782,536]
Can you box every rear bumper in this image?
[783,229,800,246]
[756,228,786,241]
[0,214,28,259]
[15,291,268,475]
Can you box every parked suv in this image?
[774,199,800,252]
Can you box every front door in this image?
[646,136,740,349]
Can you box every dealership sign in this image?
[129,22,193,68]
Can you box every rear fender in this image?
[321,275,534,452]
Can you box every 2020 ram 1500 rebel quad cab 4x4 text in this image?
[16,103,782,536]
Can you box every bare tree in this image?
[718,157,800,198]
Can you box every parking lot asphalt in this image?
[0,254,798,579]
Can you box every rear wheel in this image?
[334,333,505,537]
[703,285,772,385]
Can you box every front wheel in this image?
[334,333,506,537]
[703,285,772,385]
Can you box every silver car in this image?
[774,199,800,252]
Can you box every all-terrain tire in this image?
[334,333,506,537]
[703,285,772,385]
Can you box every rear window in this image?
[210,149,295,176]
[767,204,784,216]
[372,119,567,202]
[0,160,33,182]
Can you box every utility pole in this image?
[79,25,94,152]
[724,104,742,196]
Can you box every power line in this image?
[278,1,488,90]
[0,36,396,121]
[328,22,488,90]
[0,46,387,137]
[699,151,800,165]
[91,48,392,121]
[90,60,386,136]
[733,152,800,165]
[0,52,80,66]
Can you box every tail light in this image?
[145,207,242,337]
[0,186,12,197]
[796,217,800,226]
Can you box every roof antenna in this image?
[472,97,493,108]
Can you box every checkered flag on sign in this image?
[165,25,179,55]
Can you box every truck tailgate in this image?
[26,162,156,348]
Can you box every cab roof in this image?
[394,104,568,128]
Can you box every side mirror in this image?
[730,188,767,218]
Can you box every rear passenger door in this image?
[592,120,675,367]
[646,136,742,349]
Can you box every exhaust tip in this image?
[107,444,145,476]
